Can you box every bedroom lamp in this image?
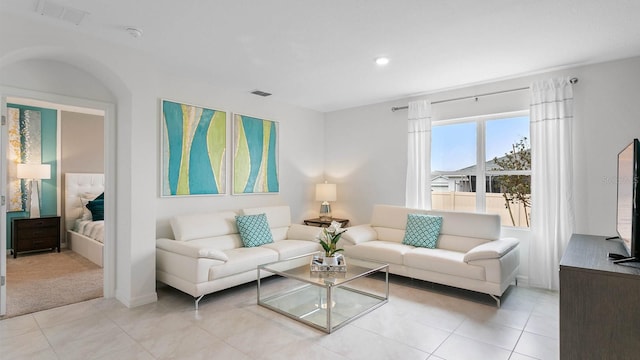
[17,163,51,218]
[316,181,337,221]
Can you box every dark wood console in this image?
[559,233,640,359]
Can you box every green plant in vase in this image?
[317,221,347,265]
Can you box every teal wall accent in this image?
[6,104,58,250]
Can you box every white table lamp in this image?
[316,182,337,221]
[17,163,51,218]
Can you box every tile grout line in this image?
[30,313,63,359]
[103,314,158,360]
[508,302,538,360]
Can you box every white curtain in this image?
[529,77,576,290]
[406,100,432,209]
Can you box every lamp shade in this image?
[17,163,51,180]
[315,183,337,202]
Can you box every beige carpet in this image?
[1,249,103,319]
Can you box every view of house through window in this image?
[431,111,531,227]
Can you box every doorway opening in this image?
[0,88,116,318]
[2,97,107,318]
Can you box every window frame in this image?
[431,110,531,222]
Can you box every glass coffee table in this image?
[257,253,389,333]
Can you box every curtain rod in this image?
[390,77,578,112]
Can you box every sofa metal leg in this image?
[194,295,204,310]
[490,294,501,308]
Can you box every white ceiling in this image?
[2,0,640,112]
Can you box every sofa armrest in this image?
[156,238,229,262]
[287,224,322,242]
[339,224,377,245]
[463,237,519,262]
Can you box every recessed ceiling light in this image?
[375,57,390,66]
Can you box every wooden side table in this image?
[12,216,61,258]
[303,218,349,228]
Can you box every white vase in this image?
[323,256,338,266]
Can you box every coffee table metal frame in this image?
[257,252,389,333]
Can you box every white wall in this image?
[153,71,327,238]
[0,13,325,307]
[325,56,640,283]
[569,57,640,236]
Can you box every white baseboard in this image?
[115,291,158,308]
[516,275,529,287]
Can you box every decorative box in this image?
[310,254,347,273]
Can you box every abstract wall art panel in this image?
[233,114,279,194]
[161,99,227,196]
[7,108,43,211]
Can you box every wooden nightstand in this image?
[12,216,61,258]
[303,218,349,228]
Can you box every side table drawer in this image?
[16,226,58,238]
[16,236,58,252]
[14,218,59,230]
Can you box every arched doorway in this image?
[0,51,124,315]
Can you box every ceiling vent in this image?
[250,90,272,97]
[36,0,89,26]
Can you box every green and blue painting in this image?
[233,114,279,194]
[162,100,226,196]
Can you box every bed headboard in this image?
[64,173,105,231]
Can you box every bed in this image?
[64,173,105,267]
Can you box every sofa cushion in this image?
[403,214,442,248]
[437,234,489,253]
[236,213,274,247]
[262,240,322,260]
[171,211,238,241]
[340,225,378,245]
[373,227,406,243]
[187,234,243,251]
[271,228,289,242]
[371,204,429,230]
[404,248,485,281]
[426,210,500,241]
[242,206,291,241]
[209,247,278,280]
[344,241,414,265]
[287,224,322,242]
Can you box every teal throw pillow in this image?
[402,214,443,248]
[236,213,274,247]
[86,199,104,221]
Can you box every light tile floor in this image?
[0,275,559,360]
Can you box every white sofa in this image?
[341,205,519,306]
[156,205,322,308]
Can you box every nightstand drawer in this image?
[15,227,58,239]
[15,236,58,252]
[14,218,59,230]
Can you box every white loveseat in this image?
[156,205,322,308]
[341,205,519,306]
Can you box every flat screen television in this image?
[614,138,640,263]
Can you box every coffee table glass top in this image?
[257,253,389,333]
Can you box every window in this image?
[431,111,531,227]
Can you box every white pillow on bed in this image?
[80,193,101,221]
